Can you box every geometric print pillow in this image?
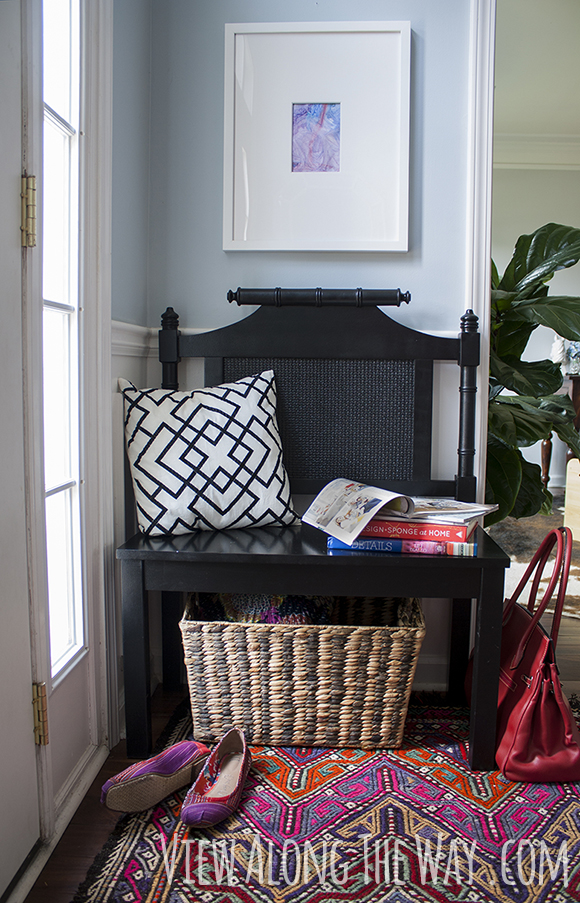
[119,371,298,536]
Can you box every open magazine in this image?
[376,496,498,523]
[302,478,498,546]
[302,479,415,546]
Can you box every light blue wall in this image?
[111,0,474,332]
[112,0,152,326]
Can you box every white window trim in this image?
[77,0,116,747]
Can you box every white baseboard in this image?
[413,654,448,692]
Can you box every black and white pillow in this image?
[119,371,298,536]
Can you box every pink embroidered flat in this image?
[101,739,210,812]
[180,728,251,827]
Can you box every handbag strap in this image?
[503,528,563,620]
[504,527,568,669]
[550,526,572,648]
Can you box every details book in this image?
[326,536,478,557]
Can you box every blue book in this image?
[326,535,477,556]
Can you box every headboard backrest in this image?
[158,302,479,501]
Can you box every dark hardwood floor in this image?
[23,686,188,903]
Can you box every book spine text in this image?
[360,520,472,542]
[327,537,477,556]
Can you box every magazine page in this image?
[374,497,498,523]
[301,478,414,545]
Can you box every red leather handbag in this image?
[466,526,580,782]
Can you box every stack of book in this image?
[302,478,498,558]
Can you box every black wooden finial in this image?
[460,309,479,333]
[161,307,179,330]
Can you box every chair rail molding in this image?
[111,320,213,361]
[111,319,156,359]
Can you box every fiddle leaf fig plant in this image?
[486,223,580,526]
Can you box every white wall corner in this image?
[465,0,497,501]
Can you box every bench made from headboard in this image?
[117,295,509,767]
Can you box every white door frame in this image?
[465,0,497,499]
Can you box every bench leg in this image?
[121,558,152,758]
[448,598,472,704]
[468,567,505,770]
[162,591,184,690]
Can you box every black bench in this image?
[117,293,509,767]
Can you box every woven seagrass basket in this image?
[180,595,425,749]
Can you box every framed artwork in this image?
[223,21,411,252]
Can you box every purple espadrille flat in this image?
[181,728,251,828]
[101,739,210,812]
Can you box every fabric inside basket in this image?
[187,592,334,625]
[186,593,421,628]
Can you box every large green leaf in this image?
[488,381,504,401]
[498,223,580,295]
[485,438,522,525]
[490,351,563,397]
[491,258,500,290]
[488,397,556,447]
[492,318,536,359]
[496,393,577,420]
[506,295,580,341]
[510,458,552,519]
[491,289,519,314]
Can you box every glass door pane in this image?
[42,0,83,677]
[43,0,74,123]
[43,116,71,305]
[45,489,80,672]
[43,307,72,490]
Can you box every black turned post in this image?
[456,310,480,502]
[121,559,152,758]
[159,307,180,390]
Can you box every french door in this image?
[0,2,41,895]
[0,0,114,897]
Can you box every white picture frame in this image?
[223,21,411,252]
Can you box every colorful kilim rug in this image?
[72,703,580,903]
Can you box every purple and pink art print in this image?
[292,103,340,172]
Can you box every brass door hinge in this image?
[32,682,49,745]
[21,175,37,247]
